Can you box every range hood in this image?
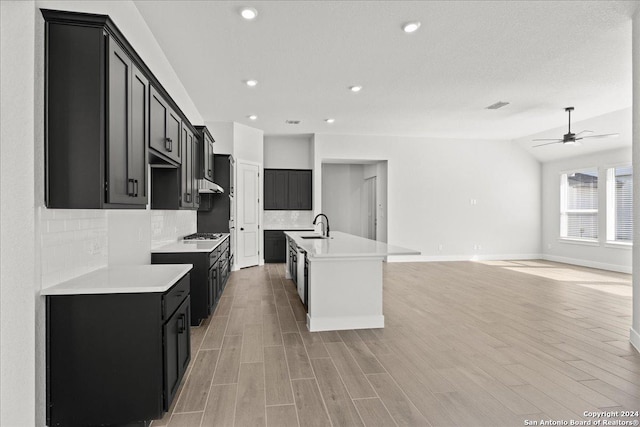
[197,179,224,194]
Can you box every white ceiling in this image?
[134,1,637,145]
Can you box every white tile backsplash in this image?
[263,211,315,229]
[150,210,197,249]
[40,208,108,289]
[40,208,196,289]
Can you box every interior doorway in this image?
[321,160,387,242]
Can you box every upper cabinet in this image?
[150,87,182,165]
[44,10,150,208]
[107,41,148,206]
[42,9,198,209]
[180,124,199,209]
[264,169,312,210]
[195,126,215,182]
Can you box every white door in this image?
[237,161,260,268]
[365,176,377,240]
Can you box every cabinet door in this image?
[107,40,133,205]
[288,171,312,210]
[163,297,190,411]
[297,170,312,210]
[193,136,200,208]
[203,133,215,182]
[264,170,289,210]
[167,108,182,164]
[150,87,181,164]
[129,66,148,204]
[180,124,192,208]
[149,87,170,159]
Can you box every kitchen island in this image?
[284,231,419,332]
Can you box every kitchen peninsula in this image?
[285,231,419,332]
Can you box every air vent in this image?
[486,101,509,110]
[285,120,300,125]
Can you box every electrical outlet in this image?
[438,244,443,251]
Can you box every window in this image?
[607,165,633,243]
[560,169,598,240]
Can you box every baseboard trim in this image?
[388,254,542,263]
[542,254,632,274]
[631,328,640,354]
[307,314,384,332]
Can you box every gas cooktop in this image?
[183,233,224,241]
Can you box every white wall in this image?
[313,134,541,261]
[540,147,632,273]
[322,164,366,236]
[631,6,640,352]
[205,121,234,155]
[0,2,202,424]
[233,122,264,165]
[264,135,312,169]
[0,2,37,424]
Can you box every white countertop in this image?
[263,225,315,230]
[284,231,420,259]
[151,234,229,253]
[41,264,193,296]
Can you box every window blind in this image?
[561,170,598,240]
[614,166,633,242]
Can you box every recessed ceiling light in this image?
[240,7,258,20]
[349,85,362,93]
[248,115,257,120]
[245,79,258,87]
[325,118,335,124]
[402,21,421,33]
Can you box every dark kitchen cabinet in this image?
[289,170,312,210]
[164,296,191,407]
[198,155,234,232]
[264,169,312,210]
[264,229,313,263]
[150,86,182,165]
[152,236,231,326]
[43,10,149,208]
[180,123,199,209]
[195,126,215,182]
[264,170,289,210]
[46,273,191,426]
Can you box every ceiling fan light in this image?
[240,7,258,20]
[402,21,421,33]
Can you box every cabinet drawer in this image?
[209,246,220,267]
[163,274,190,320]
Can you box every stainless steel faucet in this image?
[313,214,330,237]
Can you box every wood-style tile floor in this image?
[152,260,640,427]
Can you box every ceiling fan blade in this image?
[532,138,563,142]
[533,141,562,148]
[579,133,619,140]
[575,130,594,137]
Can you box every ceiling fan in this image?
[532,107,619,147]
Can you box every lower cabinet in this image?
[265,229,312,263]
[152,236,230,326]
[46,273,191,426]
